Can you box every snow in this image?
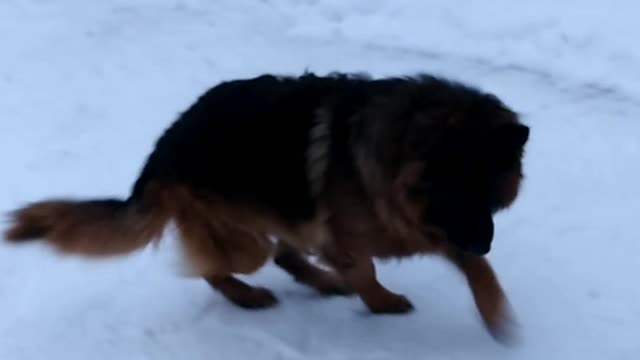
[1,0,639,359]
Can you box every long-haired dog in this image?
[4,72,529,343]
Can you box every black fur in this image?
[129,72,526,253]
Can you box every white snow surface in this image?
[1,1,639,359]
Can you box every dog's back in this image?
[131,74,366,223]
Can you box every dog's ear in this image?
[492,123,529,151]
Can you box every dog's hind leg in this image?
[273,241,353,296]
[443,248,519,344]
[182,232,278,309]
[179,225,277,309]
[182,227,277,309]
[321,243,414,314]
[170,189,278,309]
[200,233,277,309]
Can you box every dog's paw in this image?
[232,287,279,309]
[368,293,414,314]
[486,300,521,346]
[310,275,355,297]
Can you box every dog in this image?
[4,72,529,343]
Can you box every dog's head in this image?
[402,91,529,255]
[414,122,529,255]
[353,76,529,255]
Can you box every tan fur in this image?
[316,159,519,342]
[148,184,348,306]
[443,249,517,343]
[4,165,518,341]
[4,196,168,257]
[3,182,345,308]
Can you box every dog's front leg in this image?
[443,248,519,344]
[322,244,413,314]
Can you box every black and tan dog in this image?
[4,72,529,342]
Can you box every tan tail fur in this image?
[4,198,168,257]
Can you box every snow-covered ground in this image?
[1,1,639,359]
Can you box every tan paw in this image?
[484,299,521,345]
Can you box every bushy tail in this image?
[3,198,168,257]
